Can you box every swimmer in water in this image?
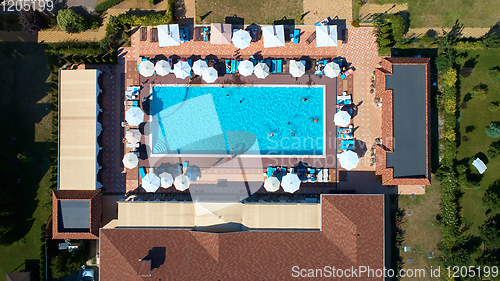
[267,132,274,137]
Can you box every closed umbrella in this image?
[289,60,305,77]
[139,60,155,77]
[254,62,270,79]
[173,60,191,79]
[281,173,301,193]
[334,111,351,127]
[238,60,254,77]
[142,173,160,192]
[155,60,171,76]
[174,174,190,191]
[96,122,102,137]
[193,60,208,76]
[126,129,141,143]
[202,67,218,83]
[125,106,145,126]
[159,172,174,188]
[232,30,251,49]
[324,62,341,78]
[337,151,359,170]
[122,152,139,169]
[264,176,280,192]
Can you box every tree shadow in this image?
[200,11,212,21]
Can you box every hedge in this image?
[106,11,174,37]
[95,0,125,13]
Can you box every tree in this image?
[57,9,87,33]
[471,84,488,100]
[50,246,87,278]
[486,122,500,138]
[483,181,500,209]
[489,102,499,112]
[488,141,500,158]
[488,67,500,79]
[479,217,500,249]
[482,33,500,49]
[388,14,405,41]
[19,10,43,34]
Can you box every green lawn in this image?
[195,0,303,25]
[457,49,500,237]
[0,42,53,279]
[397,179,442,279]
[372,0,500,28]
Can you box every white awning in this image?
[158,24,181,47]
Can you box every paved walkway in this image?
[303,0,352,25]
[0,31,37,42]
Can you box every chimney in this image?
[137,259,152,276]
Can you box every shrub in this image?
[198,15,204,23]
[379,24,391,33]
[481,34,500,49]
[487,141,500,158]
[488,67,500,79]
[378,46,391,55]
[444,99,456,114]
[436,54,452,73]
[19,10,43,34]
[388,14,405,41]
[444,130,456,141]
[465,125,476,133]
[420,35,434,45]
[479,218,500,249]
[461,136,470,142]
[471,84,488,100]
[486,122,500,138]
[379,38,391,47]
[149,0,155,5]
[455,54,468,66]
[50,247,88,279]
[165,0,175,22]
[460,67,473,78]
[443,68,457,88]
[95,0,125,13]
[455,41,482,50]
[483,182,500,209]
[351,20,360,28]
[489,102,499,112]
[90,20,100,30]
[57,9,87,33]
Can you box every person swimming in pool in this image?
[267,132,274,137]
[301,98,308,101]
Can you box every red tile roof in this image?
[375,58,431,186]
[100,195,384,280]
[52,190,101,240]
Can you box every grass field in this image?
[371,0,500,28]
[457,49,500,238]
[195,0,303,25]
[397,179,442,280]
[0,42,53,279]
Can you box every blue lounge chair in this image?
[225,60,231,73]
[168,167,174,175]
[267,166,274,178]
[340,140,355,150]
[250,28,257,42]
[271,60,278,73]
[250,57,258,66]
[231,60,236,73]
[139,167,146,178]
[276,59,282,73]
[203,27,209,41]
[235,60,240,71]
[293,29,300,44]
[263,60,271,70]
[187,58,193,77]
[192,167,198,181]
[136,57,148,71]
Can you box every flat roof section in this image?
[58,200,91,231]
[59,69,98,190]
[385,65,427,178]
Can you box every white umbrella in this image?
[96,122,102,137]
[238,60,254,77]
[173,60,191,79]
[316,25,338,47]
[126,129,141,143]
[155,60,171,76]
[337,151,359,170]
[158,24,180,47]
[281,173,301,193]
[232,29,251,49]
[289,60,305,77]
[334,111,351,127]
[159,172,174,188]
[254,62,270,79]
[324,62,341,78]
[262,25,285,48]
[202,67,218,83]
[264,176,280,192]
[139,60,155,77]
[142,173,160,192]
[193,60,208,76]
[122,152,139,169]
[125,106,145,126]
[174,174,190,191]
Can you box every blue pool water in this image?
[151,85,324,155]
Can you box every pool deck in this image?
[89,26,402,195]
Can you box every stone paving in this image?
[303,0,352,25]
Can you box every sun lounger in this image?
[139,167,147,178]
[324,169,329,182]
[124,100,139,106]
[126,142,140,148]
[250,28,257,42]
[168,167,174,176]
[293,29,300,44]
[187,59,193,77]
[192,167,198,181]
[338,133,354,140]
[225,60,231,73]
[271,60,278,73]
[340,140,355,150]
[267,166,274,178]
[341,68,354,80]
[231,60,236,73]
[306,31,316,45]
[235,60,240,71]
[337,95,352,105]
[203,27,209,41]
[177,165,183,175]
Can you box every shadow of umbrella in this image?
[354,139,368,158]
[294,161,310,169]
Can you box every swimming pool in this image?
[150,85,324,156]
